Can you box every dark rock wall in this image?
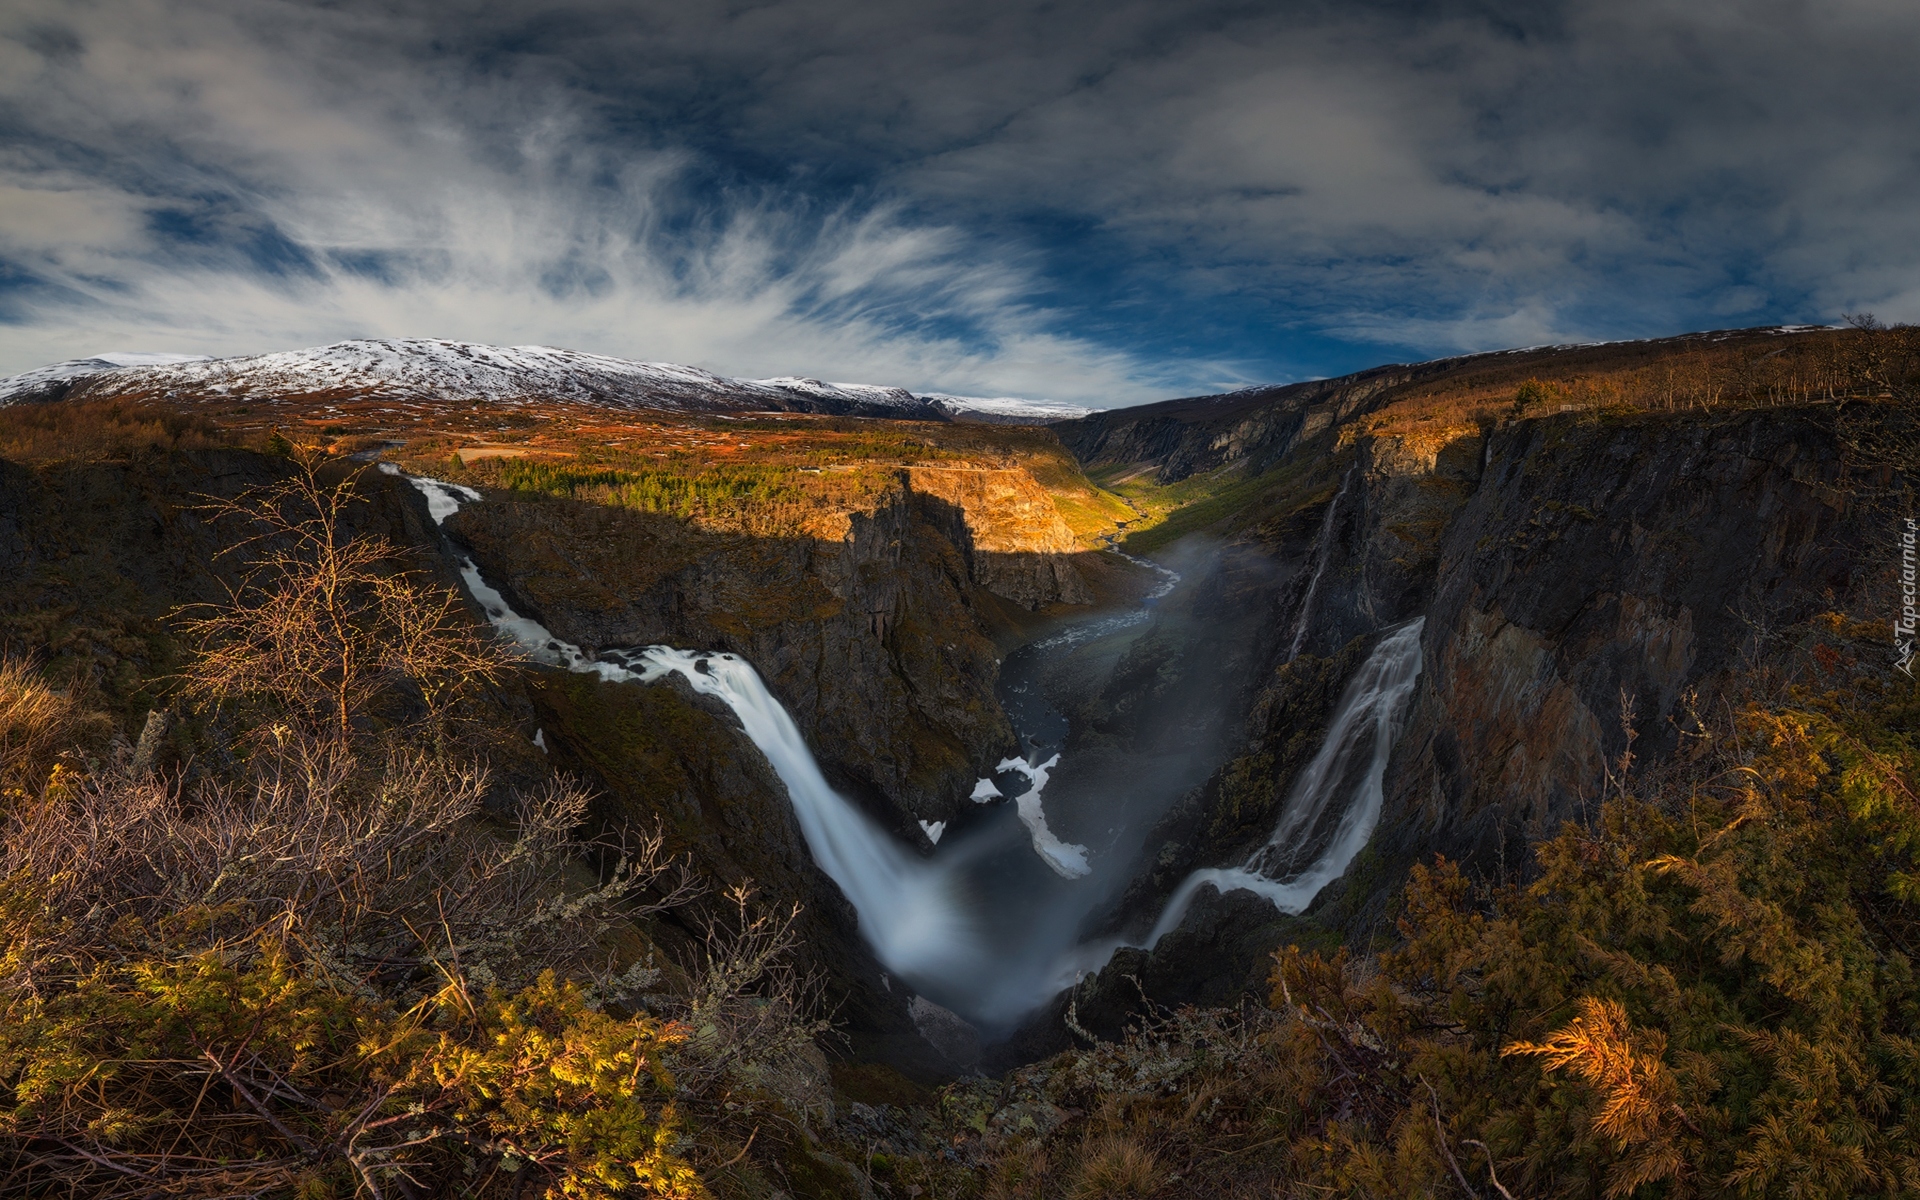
[1064,402,1890,1029]
[443,484,1021,832]
[1377,407,1869,878]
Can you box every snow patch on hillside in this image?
[923,394,1102,423]
[0,353,212,399]
[0,338,943,418]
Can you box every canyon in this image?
[0,323,1908,1083]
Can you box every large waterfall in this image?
[396,468,1423,1026]
[392,469,987,981]
[619,647,977,979]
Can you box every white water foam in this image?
[629,647,977,977]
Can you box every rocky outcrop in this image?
[904,467,1091,608]
[1374,407,1869,877]
[443,481,1019,831]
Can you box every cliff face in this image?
[904,466,1092,608]
[434,459,1111,840]
[1065,400,1894,1027]
[1375,408,1867,873]
[1054,368,1423,484]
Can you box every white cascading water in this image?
[1138,616,1425,944]
[389,468,986,981]
[1287,466,1357,663]
[622,647,978,978]
[392,467,1421,1022]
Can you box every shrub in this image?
[0,399,221,462]
[0,931,704,1198]
[1511,377,1557,414]
[1072,1136,1163,1199]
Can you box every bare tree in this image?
[175,451,511,746]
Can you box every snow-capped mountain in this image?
[0,339,946,420]
[921,393,1102,424]
[0,352,214,398]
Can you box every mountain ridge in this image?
[0,337,950,421]
[0,338,1105,425]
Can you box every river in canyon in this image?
[396,468,1424,1034]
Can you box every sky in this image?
[1,0,1916,404]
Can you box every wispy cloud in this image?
[0,0,1185,402]
[1,0,1916,397]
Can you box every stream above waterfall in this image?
[396,468,1424,1032]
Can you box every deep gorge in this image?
[3,327,1914,1197]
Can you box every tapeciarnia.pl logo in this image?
[1899,516,1917,677]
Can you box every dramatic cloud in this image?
[1,0,1915,399]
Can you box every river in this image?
[394,467,1423,1033]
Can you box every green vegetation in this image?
[451,451,899,537]
[1512,376,1560,415]
[807,609,1920,1199]
[1094,448,1336,555]
[496,458,809,518]
[0,462,838,1197]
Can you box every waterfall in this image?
[1287,466,1357,663]
[623,648,978,978]
[390,468,985,980]
[391,465,1418,1023]
[1139,615,1424,944]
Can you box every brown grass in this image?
[0,398,223,462]
[0,656,107,798]
[1073,1135,1165,1200]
